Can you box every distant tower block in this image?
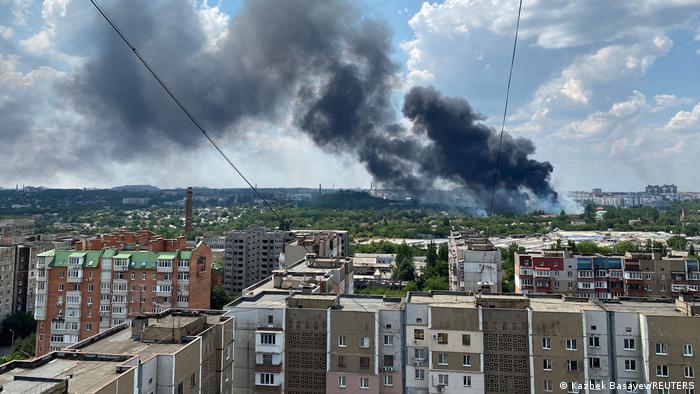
[185,187,193,233]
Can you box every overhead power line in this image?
[90,0,284,224]
[488,0,524,217]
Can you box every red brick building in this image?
[34,230,211,356]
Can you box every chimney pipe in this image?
[185,187,193,234]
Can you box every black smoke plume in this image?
[64,0,556,212]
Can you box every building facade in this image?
[448,230,502,293]
[224,225,293,293]
[223,290,700,393]
[515,250,700,299]
[33,230,212,356]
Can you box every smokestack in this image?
[185,187,193,234]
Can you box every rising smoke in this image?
[66,0,556,212]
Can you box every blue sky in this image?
[1,0,700,194]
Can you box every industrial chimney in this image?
[185,187,193,234]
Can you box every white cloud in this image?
[196,1,230,52]
[0,25,13,40]
[652,94,694,112]
[10,0,32,26]
[664,101,700,130]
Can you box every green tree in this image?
[423,276,449,290]
[426,242,438,268]
[392,242,416,282]
[210,285,236,310]
[438,243,449,262]
[667,235,688,251]
[614,240,639,254]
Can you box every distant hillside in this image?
[299,190,394,209]
[111,185,160,192]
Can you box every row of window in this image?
[412,330,471,345]
[541,336,694,357]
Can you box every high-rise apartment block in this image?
[33,230,211,356]
[448,230,502,293]
[224,290,700,394]
[515,250,700,298]
[224,225,292,293]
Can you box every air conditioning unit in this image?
[437,385,445,392]
[414,340,420,344]
[382,367,394,372]
[414,359,424,366]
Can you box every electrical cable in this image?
[89,0,285,225]
[488,0,524,217]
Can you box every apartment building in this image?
[33,230,212,356]
[0,309,233,393]
[448,230,502,293]
[282,230,350,268]
[224,225,293,293]
[223,287,700,393]
[515,250,700,299]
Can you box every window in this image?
[190,373,196,387]
[656,343,667,355]
[338,376,346,388]
[414,329,424,340]
[414,348,425,360]
[359,337,370,348]
[437,332,448,344]
[566,339,577,350]
[624,359,636,371]
[589,336,600,348]
[589,357,600,369]
[438,374,449,386]
[142,272,146,280]
[624,338,635,350]
[463,376,471,387]
[260,333,276,345]
[567,360,578,372]
[360,357,370,369]
[338,336,347,347]
[685,366,694,378]
[462,354,471,366]
[384,334,393,346]
[543,359,552,371]
[684,344,694,356]
[383,375,393,386]
[262,354,273,365]
[359,377,370,389]
[383,355,394,367]
[542,337,551,349]
[656,365,668,377]
[177,272,189,281]
[58,283,64,291]
[686,389,695,394]
[462,334,471,346]
[130,272,135,280]
[544,380,553,392]
[258,373,274,385]
[415,369,425,380]
[338,355,346,368]
[438,353,448,365]
[85,323,92,331]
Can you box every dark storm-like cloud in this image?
[21,0,557,212]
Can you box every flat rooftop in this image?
[0,357,127,394]
[408,293,478,308]
[602,300,682,316]
[529,297,604,312]
[338,295,402,312]
[81,328,190,360]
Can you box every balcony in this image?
[256,331,284,354]
[67,269,83,283]
[112,259,129,271]
[156,259,174,273]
